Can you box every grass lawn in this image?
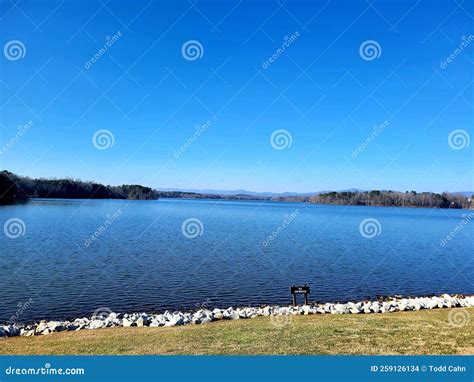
[1,308,472,355]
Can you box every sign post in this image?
[290,284,310,306]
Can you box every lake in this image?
[1,198,472,322]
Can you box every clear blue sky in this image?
[1,0,472,193]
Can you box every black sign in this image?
[290,285,310,306]
[290,285,310,294]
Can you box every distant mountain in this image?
[155,188,371,197]
[155,188,319,197]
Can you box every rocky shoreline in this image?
[1,294,473,338]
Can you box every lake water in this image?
[1,198,473,322]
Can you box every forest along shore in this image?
[1,170,473,208]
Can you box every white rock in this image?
[223,308,235,319]
[20,328,35,337]
[381,302,394,313]
[165,315,184,326]
[346,303,360,314]
[5,294,473,335]
[182,316,191,325]
[464,296,474,306]
[89,320,105,330]
[370,302,381,313]
[238,310,248,319]
[35,321,49,334]
[331,304,348,314]
[2,325,21,337]
[362,303,371,313]
[156,315,166,325]
[323,303,333,313]
[301,305,312,315]
[430,297,443,308]
[48,321,65,332]
[443,299,453,308]
[200,316,212,324]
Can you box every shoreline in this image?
[7,197,473,211]
[3,308,472,355]
[1,293,473,338]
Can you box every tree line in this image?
[0,171,273,204]
[309,190,473,209]
[1,170,472,209]
[0,171,159,203]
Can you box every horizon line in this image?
[3,169,472,196]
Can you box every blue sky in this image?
[0,0,472,193]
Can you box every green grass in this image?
[1,308,472,355]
